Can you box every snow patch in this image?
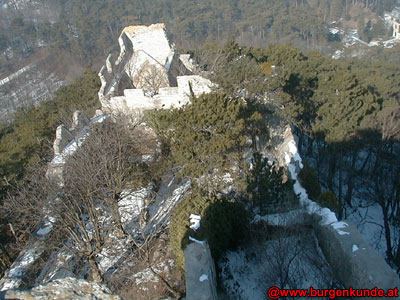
[285,133,339,227]
[199,274,208,282]
[119,186,152,225]
[189,214,201,231]
[331,221,350,235]
[189,236,205,245]
[352,245,359,252]
[132,259,174,287]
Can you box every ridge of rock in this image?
[0,277,122,300]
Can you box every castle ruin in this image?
[98,23,213,114]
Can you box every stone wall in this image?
[315,221,400,298]
[184,242,218,300]
[277,121,400,298]
[394,20,400,39]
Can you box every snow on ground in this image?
[0,247,39,290]
[119,184,153,232]
[97,234,134,274]
[285,139,341,233]
[199,274,208,282]
[345,197,390,255]
[37,246,75,283]
[331,27,400,59]
[131,259,174,288]
[146,175,191,232]
[189,236,205,245]
[331,222,350,236]
[219,234,332,299]
[252,209,306,226]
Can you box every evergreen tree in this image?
[148,93,249,180]
[247,152,285,214]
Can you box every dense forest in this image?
[1,0,398,70]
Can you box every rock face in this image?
[0,1,63,122]
[53,124,73,156]
[0,277,122,300]
[98,23,213,114]
[52,110,90,156]
[0,64,64,122]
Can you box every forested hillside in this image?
[1,0,398,68]
[0,70,100,277]
[1,0,398,122]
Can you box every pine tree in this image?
[247,152,284,214]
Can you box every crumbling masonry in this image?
[98,23,213,114]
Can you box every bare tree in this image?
[3,117,159,283]
[49,117,158,281]
[360,152,400,269]
[107,222,182,299]
[127,59,170,95]
[252,212,332,291]
[2,164,50,256]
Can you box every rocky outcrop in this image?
[0,277,122,300]
[53,124,73,156]
[49,110,94,185]
[0,64,64,122]
[71,110,90,133]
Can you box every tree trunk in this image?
[88,256,103,283]
[338,148,343,208]
[327,149,337,191]
[112,193,126,239]
[344,150,357,208]
[382,204,394,263]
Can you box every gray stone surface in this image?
[71,110,89,133]
[0,277,122,300]
[184,241,218,300]
[53,124,73,155]
[315,221,400,299]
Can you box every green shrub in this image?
[246,152,287,215]
[298,162,321,200]
[318,190,341,214]
[298,162,341,213]
[146,93,250,180]
[170,189,249,270]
